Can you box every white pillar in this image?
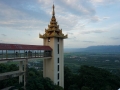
[19,61,23,83]
[24,59,28,88]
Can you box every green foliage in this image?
[0,63,18,89]
[68,84,79,90]
[64,65,120,90]
[81,86,90,90]
[0,64,63,90]
[78,65,120,90]
[9,82,24,90]
[64,66,73,90]
[0,63,18,73]
[54,85,64,90]
[26,68,63,90]
[0,77,18,89]
[1,61,120,90]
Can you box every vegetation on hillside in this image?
[64,65,120,90]
[0,63,63,90]
[64,52,120,76]
[0,59,120,90]
[0,64,18,89]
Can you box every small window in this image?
[58,58,59,63]
[58,38,59,42]
[57,81,59,85]
[58,73,59,80]
[58,65,59,71]
[58,44,59,54]
[48,37,50,42]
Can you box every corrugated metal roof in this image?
[0,43,52,50]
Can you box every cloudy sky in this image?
[0,0,120,48]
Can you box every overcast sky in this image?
[0,0,120,48]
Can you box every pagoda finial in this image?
[52,4,55,16]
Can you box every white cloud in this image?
[81,29,106,34]
[1,34,6,36]
[90,0,104,3]
[90,0,120,6]
[90,16,101,22]
[38,0,95,16]
[38,0,52,5]
[111,37,120,40]
[0,0,97,32]
[82,40,96,43]
[90,16,110,22]
[0,2,49,31]
[103,17,110,19]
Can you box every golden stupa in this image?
[39,5,68,39]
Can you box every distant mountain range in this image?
[64,45,120,53]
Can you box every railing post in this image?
[40,50,41,57]
[14,50,15,59]
[35,51,36,57]
[2,50,3,60]
[24,50,25,58]
[6,50,8,59]
[19,50,20,58]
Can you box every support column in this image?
[24,59,28,89]
[19,61,23,83]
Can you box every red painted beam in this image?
[0,43,52,50]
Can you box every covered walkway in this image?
[0,43,52,61]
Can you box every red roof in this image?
[0,43,52,50]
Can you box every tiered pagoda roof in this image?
[39,5,68,39]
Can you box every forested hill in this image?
[64,45,120,53]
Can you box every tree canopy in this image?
[64,65,120,90]
[0,63,120,90]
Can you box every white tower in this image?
[39,5,68,88]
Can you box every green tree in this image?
[64,66,73,90]
[9,82,24,90]
[77,65,120,90]
[81,86,90,90]
[64,65,120,90]
[0,63,18,89]
[26,68,63,90]
[68,84,79,90]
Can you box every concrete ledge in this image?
[0,71,25,80]
[0,57,52,63]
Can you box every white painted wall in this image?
[43,37,64,87]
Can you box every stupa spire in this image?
[52,4,55,16]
